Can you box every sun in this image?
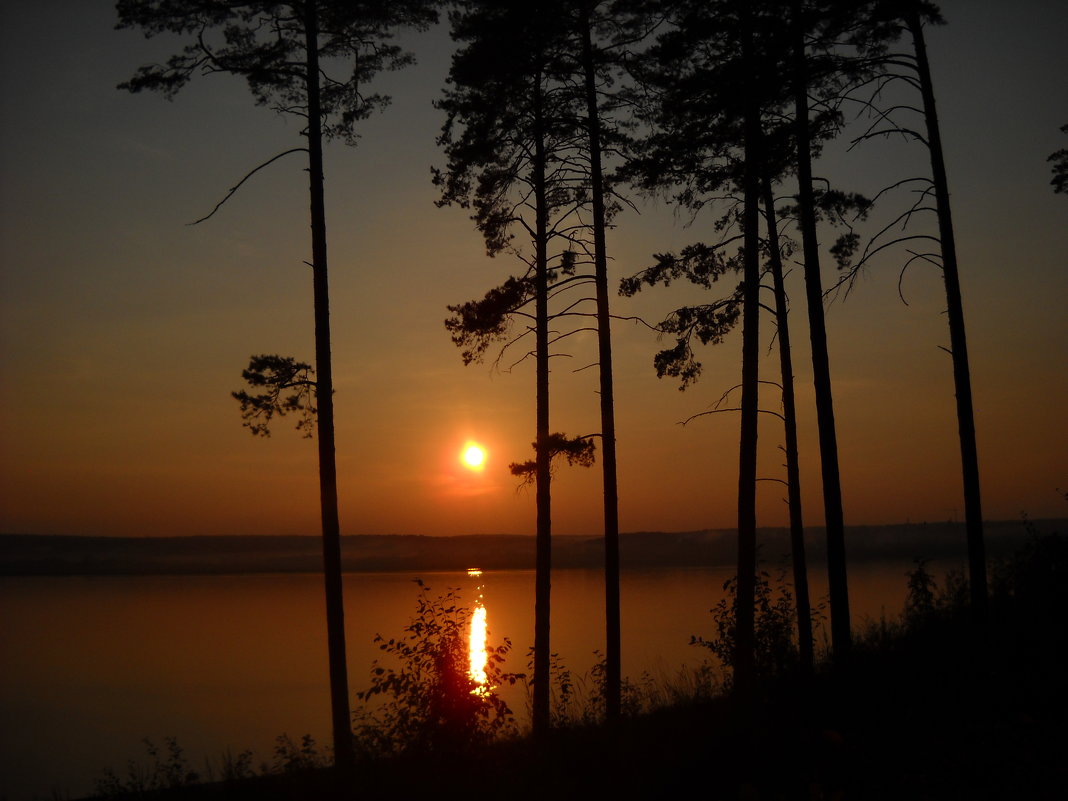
[461,443,487,471]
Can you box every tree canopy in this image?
[116,0,437,143]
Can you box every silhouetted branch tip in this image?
[446,276,536,366]
[1049,124,1068,196]
[188,148,308,225]
[508,433,596,485]
[233,354,316,438]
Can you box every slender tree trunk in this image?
[762,176,814,673]
[905,9,987,624]
[579,2,621,722]
[791,0,851,658]
[734,9,760,693]
[532,62,553,735]
[303,3,354,776]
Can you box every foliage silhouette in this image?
[1050,123,1068,196]
[903,557,938,626]
[620,244,743,390]
[533,648,719,729]
[692,566,803,688]
[116,1,434,144]
[232,355,316,438]
[508,432,596,484]
[444,276,537,367]
[353,581,520,757]
[94,737,199,798]
[269,733,330,775]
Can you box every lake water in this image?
[0,561,940,800]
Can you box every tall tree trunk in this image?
[303,3,354,776]
[762,176,814,673]
[734,9,760,693]
[532,62,553,735]
[791,0,851,658]
[579,1,622,722]
[905,9,987,624]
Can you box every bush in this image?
[269,733,328,774]
[692,567,801,686]
[353,580,521,756]
[520,647,719,729]
[94,737,199,799]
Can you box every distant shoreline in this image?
[1,519,1061,577]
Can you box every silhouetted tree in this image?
[117,0,437,775]
[842,0,989,623]
[903,2,986,624]
[761,178,814,672]
[733,3,767,692]
[569,0,625,722]
[620,205,816,678]
[619,0,804,690]
[449,0,639,717]
[436,0,589,734]
[621,0,873,668]
[789,0,854,656]
[561,0,650,721]
[1049,124,1068,196]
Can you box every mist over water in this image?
[0,561,941,800]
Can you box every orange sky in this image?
[1,1,1065,538]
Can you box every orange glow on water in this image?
[469,604,488,690]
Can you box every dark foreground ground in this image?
[86,533,1067,801]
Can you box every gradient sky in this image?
[1,0,1065,538]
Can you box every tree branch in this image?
[189,148,308,225]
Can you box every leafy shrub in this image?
[270,733,328,774]
[991,524,1067,644]
[524,647,718,728]
[526,653,719,730]
[532,648,613,728]
[903,557,937,627]
[902,557,972,632]
[692,568,800,686]
[214,748,256,782]
[353,580,521,756]
[94,737,198,798]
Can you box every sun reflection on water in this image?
[469,605,488,688]
[467,568,489,695]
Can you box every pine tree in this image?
[436,0,591,733]
[116,0,437,774]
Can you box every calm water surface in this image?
[0,562,934,800]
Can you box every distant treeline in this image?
[0,519,1059,577]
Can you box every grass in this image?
[84,528,1068,800]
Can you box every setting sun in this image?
[461,443,487,470]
